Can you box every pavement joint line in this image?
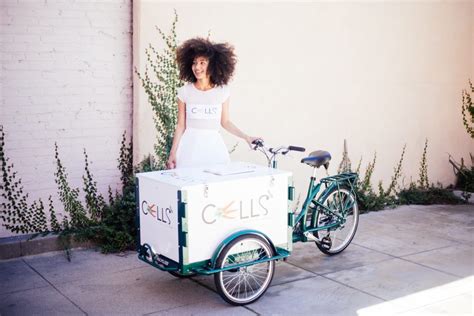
[311,253,464,296]
[285,254,395,278]
[443,239,474,248]
[0,285,51,296]
[314,252,461,281]
[395,244,457,258]
[395,256,464,279]
[21,258,89,316]
[334,241,399,259]
[242,304,260,315]
[319,273,388,302]
[349,239,461,260]
[141,301,199,316]
[285,241,400,275]
[283,238,388,298]
[284,260,323,276]
[270,273,319,288]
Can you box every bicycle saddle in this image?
[301,150,331,168]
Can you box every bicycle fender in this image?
[210,229,277,269]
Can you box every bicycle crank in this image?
[303,232,332,251]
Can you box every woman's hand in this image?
[245,136,263,149]
[167,152,177,169]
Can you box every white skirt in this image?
[176,128,230,168]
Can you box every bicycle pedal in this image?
[320,236,332,250]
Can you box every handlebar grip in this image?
[251,139,264,150]
[288,145,306,152]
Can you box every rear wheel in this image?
[314,186,359,255]
[214,234,275,305]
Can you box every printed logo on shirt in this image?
[187,103,221,119]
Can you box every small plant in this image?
[418,139,429,189]
[54,143,90,229]
[342,143,405,213]
[385,144,406,197]
[359,153,376,195]
[449,153,474,201]
[0,125,52,234]
[118,131,134,188]
[398,140,465,205]
[337,139,352,174]
[83,149,106,222]
[78,132,139,253]
[135,10,183,170]
[461,79,474,138]
[444,79,474,201]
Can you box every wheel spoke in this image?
[247,270,265,287]
[216,237,275,304]
[223,272,241,287]
[228,273,242,296]
[245,275,256,296]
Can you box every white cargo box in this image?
[136,162,293,269]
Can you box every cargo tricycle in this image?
[136,140,359,305]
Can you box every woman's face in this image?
[192,56,210,81]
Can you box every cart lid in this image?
[135,161,291,188]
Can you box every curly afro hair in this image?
[176,37,237,86]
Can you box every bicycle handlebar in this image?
[251,139,306,154]
[288,146,306,152]
[251,139,305,168]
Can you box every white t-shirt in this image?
[177,83,230,130]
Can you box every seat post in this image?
[312,167,318,179]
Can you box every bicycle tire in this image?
[314,185,359,255]
[214,234,275,305]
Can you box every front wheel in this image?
[214,234,275,305]
[314,186,359,255]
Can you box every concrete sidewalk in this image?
[1,204,473,315]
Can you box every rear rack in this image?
[320,172,358,186]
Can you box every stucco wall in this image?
[133,1,473,200]
[0,0,133,238]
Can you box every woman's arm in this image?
[167,99,186,169]
[221,98,261,147]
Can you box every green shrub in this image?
[398,140,465,205]
[0,126,146,254]
[135,10,182,169]
[398,183,464,205]
[461,79,474,138]
[339,139,466,212]
[449,153,474,196]
[353,145,405,213]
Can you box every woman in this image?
[167,38,261,169]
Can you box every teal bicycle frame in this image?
[290,172,358,243]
